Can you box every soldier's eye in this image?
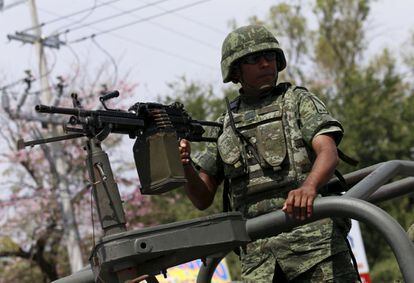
[241,51,277,65]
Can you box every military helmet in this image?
[221,25,287,83]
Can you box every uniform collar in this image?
[238,82,291,105]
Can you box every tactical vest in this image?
[218,85,340,210]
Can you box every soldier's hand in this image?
[179,139,192,166]
[282,185,317,220]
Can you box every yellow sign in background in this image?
[156,259,231,282]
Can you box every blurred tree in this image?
[251,0,414,280]
[0,65,140,282]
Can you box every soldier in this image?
[179,25,359,282]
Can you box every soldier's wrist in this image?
[183,157,194,168]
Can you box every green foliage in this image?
[334,50,412,171]
[256,1,414,280]
[0,236,20,252]
[256,1,311,84]
[129,1,414,281]
[0,259,46,283]
[155,0,412,280]
[368,256,403,282]
[313,0,370,83]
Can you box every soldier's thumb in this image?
[179,139,186,148]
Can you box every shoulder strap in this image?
[333,169,350,192]
[338,149,359,166]
[223,178,232,212]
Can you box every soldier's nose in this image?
[258,56,270,67]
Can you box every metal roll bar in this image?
[54,161,414,283]
[345,160,414,200]
[53,267,94,283]
[197,196,414,283]
[326,163,382,191]
[368,177,414,203]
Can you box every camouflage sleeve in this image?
[192,116,224,178]
[298,92,344,145]
[314,125,343,145]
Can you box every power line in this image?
[0,48,55,92]
[68,0,214,44]
[22,0,122,32]
[51,0,98,34]
[104,1,218,50]
[65,44,81,87]
[30,6,217,70]
[52,0,172,37]
[137,0,226,35]
[80,31,216,70]
[0,0,27,12]
[91,37,119,87]
[0,78,25,92]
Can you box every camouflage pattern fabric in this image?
[408,223,414,242]
[196,83,343,208]
[241,233,359,282]
[240,198,353,281]
[288,251,360,282]
[221,25,286,83]
[193,84,356,281]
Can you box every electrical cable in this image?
[91,36,118,87]
[0,47,55,93]
[1,0,27,12]
[0,78,25,92]
[104,1,218,50]
[22,0,122,32]
[53,0,172,37]
[23,1,217,71]
[137,0,225,35]
[68,0,213,43]
[71,31,216,69]
[63,31,215,72]
[51,0,98,34]
[66,44,81,87]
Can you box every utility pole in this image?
[28,0,51,103]
[24,0,85,273]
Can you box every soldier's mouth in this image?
[257,71,275,79]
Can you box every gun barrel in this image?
[35,104,87,116]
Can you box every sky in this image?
[0,0,414,104]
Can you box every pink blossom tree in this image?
[0,65,149,282]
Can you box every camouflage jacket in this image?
[195,82,343,211]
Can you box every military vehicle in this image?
[20,91,414,282]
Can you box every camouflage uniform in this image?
[194,25,359,282]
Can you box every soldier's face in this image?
[238,51,278,93]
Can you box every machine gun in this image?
[19,91,250,283]
[20,90,221,195]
